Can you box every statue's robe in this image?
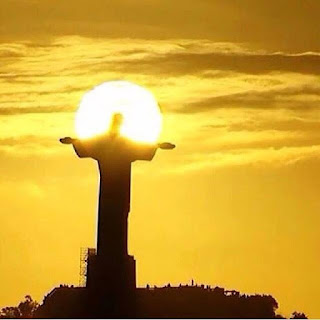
[72,135,157,260]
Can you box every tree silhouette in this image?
[0,295,39,319]
[0,307,20,319]
[290,311,308,319]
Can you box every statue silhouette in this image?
[60,112,174,316]
[60,113,174,259]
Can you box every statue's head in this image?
[109,113,123,136]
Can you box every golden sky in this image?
[1,0,320,318]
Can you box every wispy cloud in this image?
[183,84,320,113]
[0,106,74,115]
[112,51,320,76]
[1,37,320,169]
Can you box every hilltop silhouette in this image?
[0,286,307,319]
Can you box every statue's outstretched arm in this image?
[158,142,175,150]
[132,141,175,161]
[60,137,76,144]
[60,137,92,158]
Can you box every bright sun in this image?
[75,81,162,143]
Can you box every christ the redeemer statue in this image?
[60,113,174,302]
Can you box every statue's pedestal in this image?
[86,254,136,317]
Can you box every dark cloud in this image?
[227,118,320,133]
[0,48,24,58]
[1,85,89,97]
[111,51,320,76]
[3,41,320,83]
[0,42,63,59]
[22,42,65,49]
[0,72,54,80]
[0,135,54,147]
[182,85,320,113]
[0,106,75,115]
[217,135,320,152]
[1,0,320,52]
[118,49,150,56]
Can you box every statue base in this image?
[86,253,136,317]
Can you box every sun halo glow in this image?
[75,81,162,143]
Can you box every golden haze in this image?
[1,1,320,318]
